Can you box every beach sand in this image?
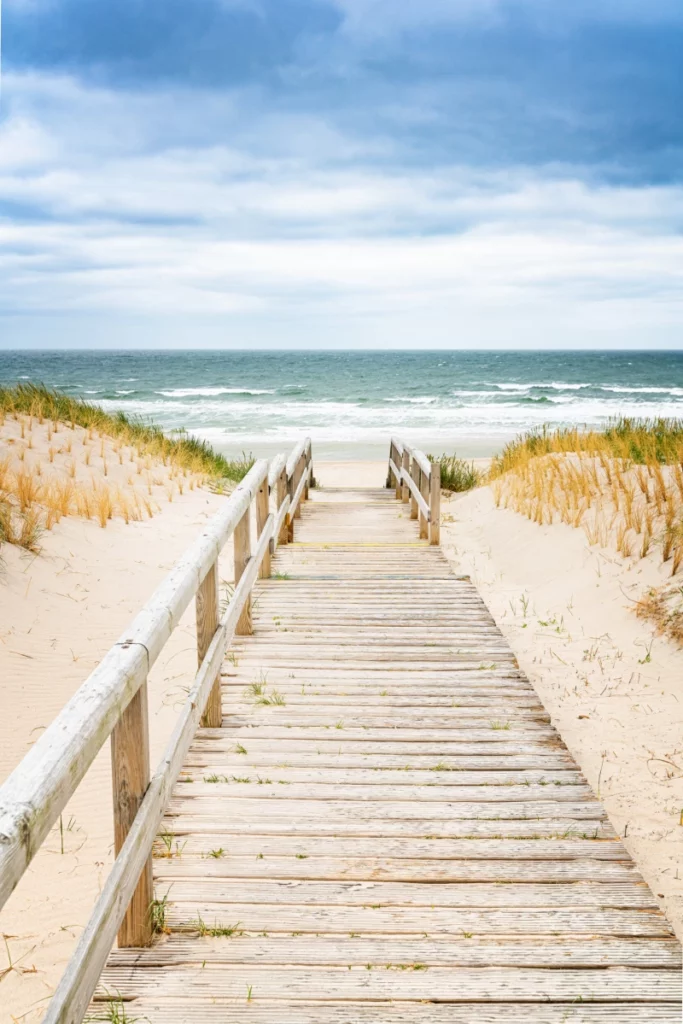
[2,450,683,1021]
[442,484,683,939]
[0,417,228,1022]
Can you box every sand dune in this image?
[443,484,683,939]
[0,415,228,1023]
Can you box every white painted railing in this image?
[387,437,440,544]
[0,436,312,1024]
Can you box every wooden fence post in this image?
[394,449,402,500]
[198,561,221,727]
[387,442,395,488]
[111,682,153,947]
[401,449,410,504]
[294,454,304,520]
[257,474,270,579]
[287,465,297,542]
[409,459,419,520]
[235,505,252,634]
[419,468,429,540]
[304,446,311,501]
[277,467,288,546]
[429,460,441,545]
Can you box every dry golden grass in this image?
[0,405,210,554]
[493,431,683,575]
[637,585,683,646]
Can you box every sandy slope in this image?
[0,420,229,1022]
[442,484,683,939]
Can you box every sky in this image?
[0,0,682,349]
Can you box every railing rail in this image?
[387,437,440,544]
[0,436,312,1024]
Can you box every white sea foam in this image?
[599,385,683,395]
[157,387,276,397]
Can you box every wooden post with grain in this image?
[277,465,288,546]
[409,456,419,520]
[234,503,252,635]
[256,473,270,579]
[418,465,429,540]
[197,562,221,727]
[401,448,410,504]
[429,459,441,545]
[110,681,153,947]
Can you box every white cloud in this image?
[1,70,683,347]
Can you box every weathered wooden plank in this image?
[154,834,626,860]
[149,876,657,909]
[106,932,682,968]
[84,1003,683,1024]
[162,816,614,840]
[180,767,583,786]
[172,781,594,804]
[162,903,673,936]
[94,964,681,1001]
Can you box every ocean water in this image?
[2,350,683,460]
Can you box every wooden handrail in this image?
[42,512,276,1024]
[0,436,313,1023]
[387,438,440,544]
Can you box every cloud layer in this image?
[1,0,682,347]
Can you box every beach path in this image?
[97,484,681,1022]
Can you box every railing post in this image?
[409,458,419,520]
[277,466,288,546]
[304,444,311,501]
[387,442,395,489]
[111,682,153,947]
[294,453,304,520]
[429,460,441,545]
[235,504,252,634]
[287,465,296,542]
[257,473,270,579]
[198,561,221,727]
[401,449,410,504]
[419,468,429,540]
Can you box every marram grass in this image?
[490,417,683,478]
[0,383,253,482]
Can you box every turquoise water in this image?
[2,350,683,459]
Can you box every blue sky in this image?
[0,0,682,348]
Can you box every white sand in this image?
[442,484,683,939]
[0,418,228,1022]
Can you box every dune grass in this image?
[490,417,683,575]
[490,417,683,478]
[0,383,254,554]
[429,453,482,493]
[0,383,253,482]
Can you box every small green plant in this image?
[256,688,286,706]
[272,571,291,580]
[85,992,149,1023]
[195,914,243,937]
[428,452,482,492]
[149,892,171,935]
[233,742,248,755]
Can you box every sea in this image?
[1,350,683,460]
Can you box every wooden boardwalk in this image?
[99,485,681,1022]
